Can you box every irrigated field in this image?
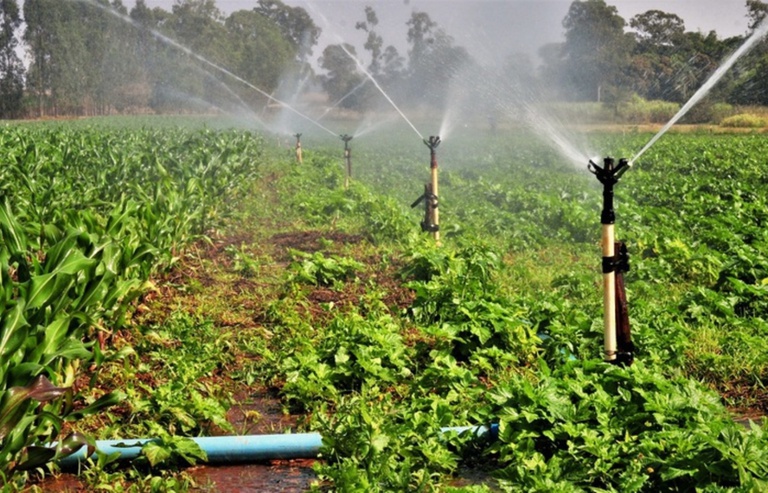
[6,119,768,491]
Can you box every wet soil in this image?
[27,228,412,492]
[186,460,316,492]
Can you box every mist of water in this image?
[353,112,399,139]
[76,0,337,137]
[632,21,768,163]
[307,5,424,141]
[521,102,593,166]
[272,66,316,136]
[317,79,369,122]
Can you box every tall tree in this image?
[627,10,686,100]
[0,0,24,118]
[630,10,685,52]
[559,0,634,101]
[24,0,93,116]
[253,0,320,62]
[23,0,55,116]
[355,6,383,76]
[747,0,768,30]
[354,6,404,94]
[224,9,294,102]
[319,43,364,109]
[405,10,471,106]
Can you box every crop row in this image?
[0,125,261,481]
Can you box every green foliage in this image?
[8,123,768,492]
[0,126,257,478]
[720,113,767,128]
[139,425,207,468]
[488,360,768,492]
[281,312,411,407]
[620,96,680,124]
[278,152,414,243]
[311,387,473,492]
[288,250,364,287]
[404,242,538,364]
[124,313,235,436]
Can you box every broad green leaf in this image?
[0,302,28,357]
[141,441,171,467]
[26,272,58,309]
[30,317,70,364]
[67,391,125,421]
[12,447,55,471]
[57,432,92,459]
[0,200,27,254]
[56,250,97,276]
[0,375,68,439]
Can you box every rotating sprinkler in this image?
[294,133,302,164]
[588,157,634,366]
[340,134,353,190]
[411,136,441,242]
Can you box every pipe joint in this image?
[602,245,630,274]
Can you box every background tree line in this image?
[0,0,767,119]
[8,0,317,117]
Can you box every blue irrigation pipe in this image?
[57,424,498,468]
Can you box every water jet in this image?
[75,0,338,138]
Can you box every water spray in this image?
[307,5,423,140]
[294,133,303,164]
[76,0,338,137]
[588,157,633,365]
[411,136,441,242]
[340,134,353,190]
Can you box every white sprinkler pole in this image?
[295,133,302,164]
[602,223,617,361]
[431,144,440,243]
[589,157,629,363]
[425,136,442,243]
[341,135,353,190]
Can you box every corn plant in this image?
[0,125,262,479]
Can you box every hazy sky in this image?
[131,0,751,65]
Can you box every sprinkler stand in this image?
[340,134,353,190]
[588,157,632,364]
[294,133,302,164]
[411,135,440,244]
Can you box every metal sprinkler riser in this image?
[588,157,633,366]
[340,135,353,189]
[294,133,302,164]
[411,136,441,240]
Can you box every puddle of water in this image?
[188,459,317,492]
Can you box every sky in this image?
[129,0,752,66]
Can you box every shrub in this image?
[720,113,767,128]
[621,96,680,124]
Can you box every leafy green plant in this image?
[0,125,259,480]
[288,250,364,287]
[487,360,768,491]
[311,387,473,492]
[281,312,412,407]
[403,242,538,364]
[720,113,766,128]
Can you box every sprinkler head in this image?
[294,133,302,139]
[588,156,630,182]
[423,136,441,150]
[340,134,353,143]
